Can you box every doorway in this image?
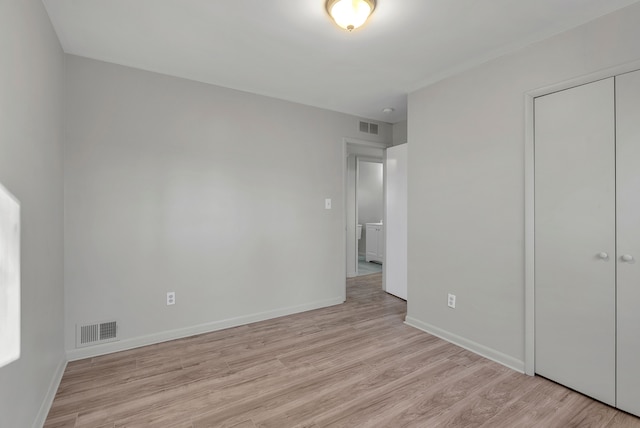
[356,159,384,277]
[343,140,385,282]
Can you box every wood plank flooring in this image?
[45,274,640,427]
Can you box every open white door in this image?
[384,144,407,300]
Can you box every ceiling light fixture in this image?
[326,0,376,31]
[382,107,395,113]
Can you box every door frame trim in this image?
[524,59,640,376]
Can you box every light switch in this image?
[325,198,332,210]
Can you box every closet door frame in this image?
[523,59,640,376]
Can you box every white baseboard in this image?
[33,357,67,428]
[404,316,524,373]
[67,297,344,361]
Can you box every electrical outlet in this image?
[447,293,456,309]
[167,291,176,306]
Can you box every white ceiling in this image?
[43,0,640,124]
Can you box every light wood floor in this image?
[45,274,640,427]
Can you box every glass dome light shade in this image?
[327,0,376,31]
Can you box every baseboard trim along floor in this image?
[66,296,344,361]
[404,316,525,373]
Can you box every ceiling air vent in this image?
[76,320,119,348]
[359,121,379,135]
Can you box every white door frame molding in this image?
[524,59,640,376]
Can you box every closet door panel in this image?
[534,78,616,405]
[616,70,640,417]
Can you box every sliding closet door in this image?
[616,70,640,416]
[534,78,616,406]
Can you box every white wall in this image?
[0,0,65,426]
[392,120,408,146]
[346,155,357,277]
[407,2,640,371]
[64,55,391,357]
[357,161,383,255]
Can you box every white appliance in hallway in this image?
[365,222,384,263]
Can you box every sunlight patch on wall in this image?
[0,182,20,368]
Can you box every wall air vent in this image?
[76,320,119,348]
[359,121,379,135]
